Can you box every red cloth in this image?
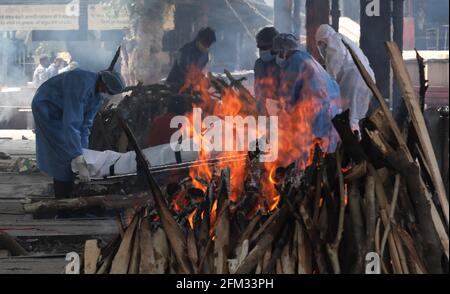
[145,113,178,147]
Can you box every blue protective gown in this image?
[166,41,209,90]
[278,50,341,151]
[31,69,105,181]
[254,58,280,113]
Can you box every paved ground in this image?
[0,130,118,274]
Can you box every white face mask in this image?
[276,52,287,67]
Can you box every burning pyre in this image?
[80,61,447,274]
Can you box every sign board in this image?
[0,1,79,31]
[87,5,129,31]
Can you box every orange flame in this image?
[209,199,218,237]
[188,208,197,230]
[182,68,330,218]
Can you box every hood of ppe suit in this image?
[315,24,375,81]
[316,24,376,131]
[99,70,126,95]
[273,33,300,53]
[315,24,347,79]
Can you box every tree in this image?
[106,0,170,85]
[306,0,330,61]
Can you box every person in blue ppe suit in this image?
[166,27,216,91]
[254,26,280,114]
[31,69,125,198]
[273,33,341,152]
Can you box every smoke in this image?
[0,32,35,125]
[0,33,29,86]
[66,36,123,72]
[0,88,35,125]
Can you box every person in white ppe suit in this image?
[315,24,375,131]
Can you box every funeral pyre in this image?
[24,43,448,274]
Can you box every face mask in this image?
[276,55,286,67]
[196,41,209,53]
[259,49,274,62]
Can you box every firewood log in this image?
[214,169,231,274]
[118,113,192,274]
[0,232,28,256]
[280,237,295,274]
[263,223,291,274]
[23,192,150,214]
[152,227,169,274]
[364,176,376,253]
[386,42,448,226]
[84,240,101,274]
[187,228,199,273]
[385,149,444,273]
[128,226,141,274]
[234,204,289,274]
[295,221,312,274]
[139,218,156,274]
[110,215,139,274]
[348,181,365,273]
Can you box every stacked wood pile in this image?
[31,41,446,274]
[88,83,198,152]
[78,43,447,275]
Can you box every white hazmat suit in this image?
[315,24,375,131]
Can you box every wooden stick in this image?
[128,224,141,274]
[343,40,413,162]
[395,225,428,274]
[139,218,156,274]
[380,174,401,257]
[235,204,289,274]
[386,41,449,226]
[23,193,150,214]
[344,161,367,182]
[385,149,445,273]
[214,169,231,274]
[295,221,312,274]
[110,214,138,274]
[0,232,28,256]
[414,49,428,112]
[299,203,328,273]
[365,176,376,253]
[187,228,199,273]
[348,180,365,273]
[84,239,101,274]
[117,113,192,274]
[326,148,345,274]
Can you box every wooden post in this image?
[306,0,330,61]
[330,0,341,31]
[360,0,392,100]
[392,0,406,123]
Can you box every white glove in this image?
[71,155,91,183]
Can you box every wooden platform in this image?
[0,256,67,274]
[0,133,119,274]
